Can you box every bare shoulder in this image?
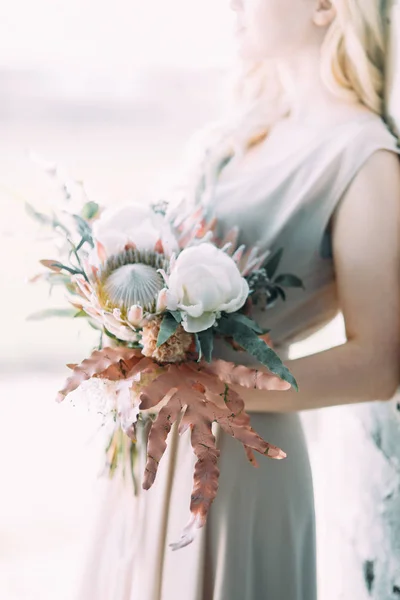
[359,147,400,183]
[346,147,400,197]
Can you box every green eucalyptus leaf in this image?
[73,310,88,318]
[26,308,78,321]
[25,203,52,226]
[275,286,286,302]
[72,214,94,248]
[194,333,202,362]
[170,311,183,323]
[267,288,279,305]
[81,201,100,220]
[274,274,304,289]
[229,312,264,335]
[217,316,298,390]
[75,237,86,252]
[51,213,70,236]
[25,203,71,236]
[265,248,284,279]
[196,328,214,363]
[66,283,79,295]
[50,261,85,277]
[46,273,71,286]
[157,313,179,347]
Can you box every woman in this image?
[77,1,400,599]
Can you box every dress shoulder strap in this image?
[318,116,400,259]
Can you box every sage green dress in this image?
[76,112,399,600]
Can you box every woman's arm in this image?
[233,149,400,413]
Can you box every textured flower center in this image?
[104,263,165,311]
[93,247,170,315]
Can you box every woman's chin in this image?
[233,39,274,62]
[234,43,260,62]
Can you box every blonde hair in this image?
[322,0,387,113]
[170,0,388,215]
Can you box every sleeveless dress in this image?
[76,112,399,600]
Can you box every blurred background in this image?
[1,1,398,599]
[0,2,233,598]
[0,3,237,598]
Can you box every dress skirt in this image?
[76,408,317,600]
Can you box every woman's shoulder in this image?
[344,140,400,201]
[315,110,400,257]
[331,116,400,231]
[330,111,400,192]
[330,139,400,266]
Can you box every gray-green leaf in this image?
[274,274,304,289]
[194,333,202,362]
[169,311,183,323]
[73,309,88,318]
[25,203,71,236]
[228,312,264,335]
[50,261,85,277]
[265,248,284,279]
[46,273,72,286]
[26,308,78,321]
[25,203,53,227]
[81,201,100,220]
[157,313,180,347]
[275,286,286,302]
[196,328,214,363]
[72,214,94,248]
[217,317,298,390]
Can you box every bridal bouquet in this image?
[27,167,302,549]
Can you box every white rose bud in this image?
[127,305,144,327]
[156,288,169,313]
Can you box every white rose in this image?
[165,243,249,333]
[90,203,179,264]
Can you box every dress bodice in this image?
[171,113,400,364]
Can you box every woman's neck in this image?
[276,46,371,128]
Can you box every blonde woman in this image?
[77,1,400,599]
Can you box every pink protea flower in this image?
[170,204,270,277]
[71,247,171,343]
